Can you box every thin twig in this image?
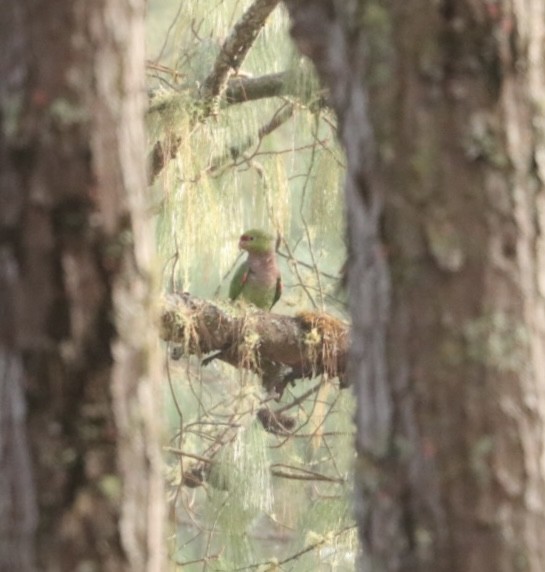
[234,526,355,570]
[165,447,216,465]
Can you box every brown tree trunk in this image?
[285,1,545,571]
[0,1,164,571]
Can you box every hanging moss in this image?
[149,1,351,568]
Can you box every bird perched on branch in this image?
[201,229,281,367]
[229,228,282,310]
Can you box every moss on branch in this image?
[159,292,349,394]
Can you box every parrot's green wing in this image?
[270,276,282,309]
[229,260,249,301]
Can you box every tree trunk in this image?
[285,0,545,570]
[0,1,164,570]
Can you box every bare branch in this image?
[200,0,282,113]
[223,70,296,104]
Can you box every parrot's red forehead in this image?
[240,234,253,241]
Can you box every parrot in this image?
[229,228,282,310]
[201,229,281,367]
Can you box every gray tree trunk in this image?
[285,1,545,570]
[0,1,164,570]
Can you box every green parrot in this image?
[229,228,282,310]
[201,229,281,367]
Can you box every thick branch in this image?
[200,0,281,112]
[159,292,348,386]
[147,72,294,115]
[224,70,297,104]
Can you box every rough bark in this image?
[0,0,163,570]
[0,5,38,570]
[285,0,545,571]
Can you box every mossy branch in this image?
[147,73,296,183]
[148,71,299,114]
[159,292,349,393]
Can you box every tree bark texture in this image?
[0,1,163,571]
[285,1,545,571]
